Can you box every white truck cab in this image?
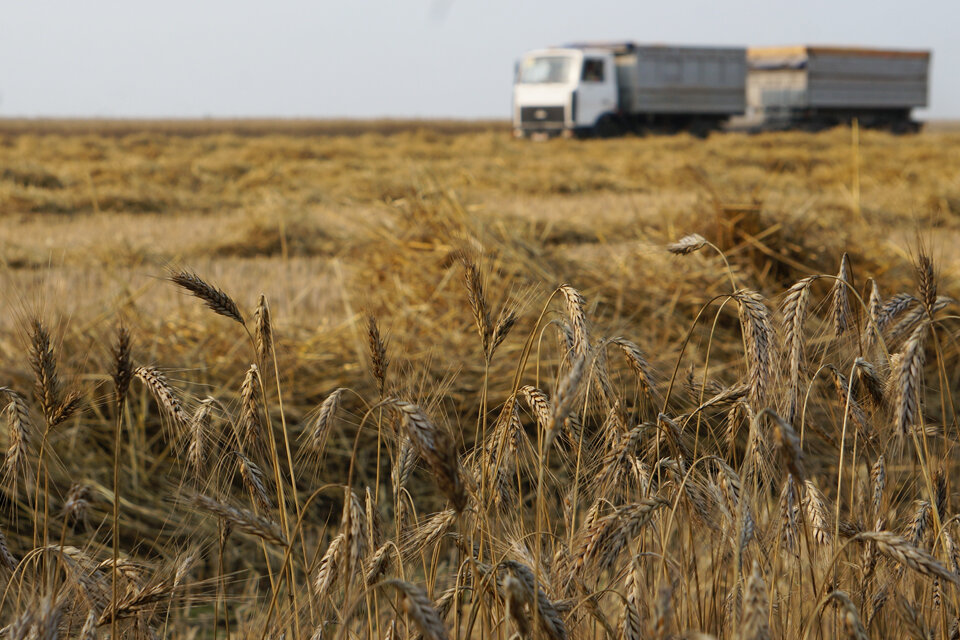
[513,43,748,138]
[513,47,619,137]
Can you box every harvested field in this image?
[0,123,959,637]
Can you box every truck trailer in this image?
[746,46,930,132]
[513,43,747,138]
[513,42,931,137]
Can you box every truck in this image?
[512,43,747,138]
[512,42,931,137]
[746,46,930,133]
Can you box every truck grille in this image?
[520,106,565,126]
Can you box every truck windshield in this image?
[517,56,575,84]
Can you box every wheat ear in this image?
[735,290,774,409]
[667,233,707,255]
[392,401,466,511]
[739,560,771,640]
[191,493,286,546]
[383,580,450,640]
[832,252,853,338]
[254,293,272,362]
[134,366,188,430]
[367,315,389,395]
[169,270,245,325]
[855,531,959,586]
[894,323,926,442]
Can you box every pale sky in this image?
[1,0,957,119]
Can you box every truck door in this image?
[574,54,618,129]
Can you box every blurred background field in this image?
[1,124,958,403]
[2,123,958,329]
[2,122,959,435]
[0,127,951,467]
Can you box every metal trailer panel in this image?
[806,51,929,108]
[615,46,747,115]
[747,46,930,111]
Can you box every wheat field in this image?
[1,121,960,638]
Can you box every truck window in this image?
[518,56,574,84]
[581,58,605,82]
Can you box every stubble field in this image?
[1,120,959,638]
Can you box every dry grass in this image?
[0,118,509,138]
[0,122,959,637]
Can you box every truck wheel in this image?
[594,114,621,138]
[889,119,921,135]
[689,118,716,139]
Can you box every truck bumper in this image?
[513,125,571,139]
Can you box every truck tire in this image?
[688,117,718,139]
[593,114,622,138]
[889,118,921,135]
